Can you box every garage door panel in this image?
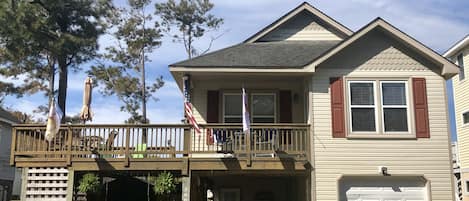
[340,177,427,201]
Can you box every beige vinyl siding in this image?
[258,10,342,42]
[452,48,469,169]
[311,31,453,200]
[191,77,307,124]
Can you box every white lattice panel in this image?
[24,168,68,201]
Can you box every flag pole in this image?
[242,85,252,166]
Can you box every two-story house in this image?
[169,2,459,200]
[445,35,469,201]
[9,2,458,201]
[0,108,21,201]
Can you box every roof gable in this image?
[244,2,353,43]
[306,18,460,78]
[0,107,20,125]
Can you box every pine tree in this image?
[88,0,164,123]
[0,0,114,121]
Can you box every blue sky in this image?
[3,0,469,141]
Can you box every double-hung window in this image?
[223,92,276,123]
[251,93,276,123]
[223,93,242,123]
[348,80,410,135]
[381,81,409,132]
[349,81,377,132]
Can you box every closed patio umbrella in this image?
[79,77,93,122]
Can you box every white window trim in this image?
[457,53,465,81]
[380,81,411,134]
[251,92,277,123]
[347,80,379,134]
[222,93,242,123]
[462,110,469,126]
[464,180,469,195]
[346,79,413,136]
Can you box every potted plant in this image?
[77,173,101,201]
[153,171,177,201]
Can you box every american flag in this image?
[183,75,201,134]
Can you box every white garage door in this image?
[341,177,427,201]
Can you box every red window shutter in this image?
[330,77,346,138]
[279,90,292,123]
[412,78,430,138]
[206,90,219,123]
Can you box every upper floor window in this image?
[223,92,276,123]
[223,93,242,123]
[458,53,465,81]
[463,111,469,125]
[347,80,410,134]
[251,93,276,123]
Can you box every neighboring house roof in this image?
[170,40,339,68]
[244,2,353,43]
[0,107,20,125]
[443,34,469,58]
[305,18,460,78]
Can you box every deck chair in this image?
[253,129,277,158]
[132,143,147,158]
[100,130,118,158]
[105,130,118,150]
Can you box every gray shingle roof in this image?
[170,40,340,68]
[0,107,20,124]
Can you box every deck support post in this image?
[183,128,191,157]
[10,127,17,166]
[181,171,191,201]
[66,168,74,201]
[20,168,28,201]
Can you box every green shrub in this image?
[153,171,176,195]
[78,173,100,193]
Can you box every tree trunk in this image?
[48,60,55,108]
[58,56,68,123]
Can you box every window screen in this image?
[252,94,275,123]
[224,94,242,123]
[349,82,376,132]
[382,82,408,132]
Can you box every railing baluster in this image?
[124,127,130,167]
[67,126,73,165]
[11,124,310,166]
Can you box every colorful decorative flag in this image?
[183,75,201,134]
[45,99,63,141]
[242,88,250,134]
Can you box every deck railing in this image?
[10,124,309,166]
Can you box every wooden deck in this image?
[10,124,310,172]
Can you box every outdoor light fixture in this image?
[293,93,299,104]
[378,166,389,176]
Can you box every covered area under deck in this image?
[191,171,309,201]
